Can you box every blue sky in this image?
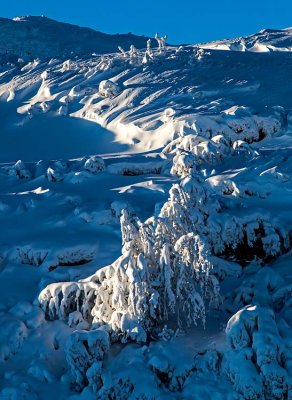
[2,0,292,43]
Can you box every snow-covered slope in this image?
[201,27,292,52]
[0,16,153,61]
[0,20,291,400]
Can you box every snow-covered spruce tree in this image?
[39,172,222,342]
[164,120,290,263]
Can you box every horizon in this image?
[1,0,292,44]
[1,14,292,46]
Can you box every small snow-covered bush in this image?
[2,160,32,180]
[84,156,105,174]
[224,304,292,399]
[65,329,109,390]
[61,59,73,72]
[99,80,121,98]
[107,161,162,176]
[0,315,28,362]
[13,247,48,267]
[46,167,64,182]
[68,310,89,330]
[54,247,95,267]
[222,267,292,399]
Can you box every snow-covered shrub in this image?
[218,217,290,263]
[211,134,231,155]
[96,55,118,71]
[107,161,162,176]
[68,311,90,330]
[179,269,292,399]
[86,361,104,393]
[162,107,175,122]
[65,329,109,391]
[84,156,105,174]
[0,315,28,362]
[208,178,240,196]
[129,45,140,64]
[61,59,72,72]
[99,80,121,98]
[42,246,95,271]
[221,267,292,399]
[155,33,167,53]
[39,281,98,322]
[181,349,236,399]
[13,247,48,267]
[193,349,222,376]
[118,46,127,58]
[2,160,32,180]
[57,247,95,266]
[46,167,64,182]
[194,47,206,60]
[143,39,154,64]
[9,301,45,329]
[170,151,197,177]
[224,304,292,399]
[96,345,162,399]
[232,140,258,157]
[163,133,206,154]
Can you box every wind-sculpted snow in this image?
[0,24,292,399]
[201,27,292,52]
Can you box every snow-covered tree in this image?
[155,33,167,53]
[39,174,223,340]
[66,329,109,391]
[118,46,126,58]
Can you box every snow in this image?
[201,27,292,53]
[0,16,292,399]
[0,16,154,61]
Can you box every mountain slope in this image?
[0,16,152,61]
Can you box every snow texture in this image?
[0,17,291,400]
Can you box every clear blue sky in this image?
[2,0,292,44]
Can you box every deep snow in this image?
[0,18,291,400]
